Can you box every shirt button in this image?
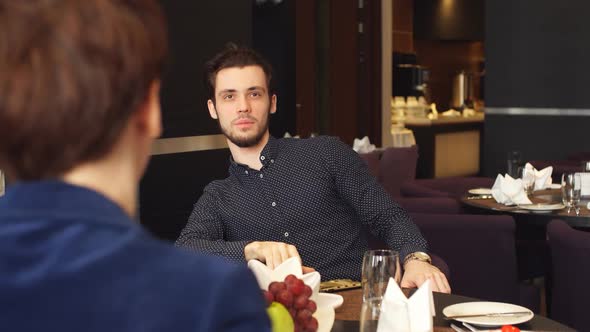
[270,159,274,163]
[245,170,249,175]
[284,232,289,237]
[260,155,266,161]
[259,174,264,179]
[271,202,276,207]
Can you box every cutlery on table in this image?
[466,195,493,200]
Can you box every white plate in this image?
[468,188,492,195]
[314,305,335,332]
[316,293,344,309]
[517,203,565,211]
[443,301,534,327]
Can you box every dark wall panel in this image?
[253,1,296,137]
[139,2,252,241]
[158,1,252,138]
[140,149,231,241]
[483,0,590,176]
[483,115,590,176]
[486,0,590,109]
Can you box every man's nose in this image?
[237,95,250,113]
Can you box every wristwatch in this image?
[403,251,432,265]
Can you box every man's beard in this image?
[218,109,270,148]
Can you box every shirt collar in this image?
[229,136,279,176]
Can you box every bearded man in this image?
[176,44,450,293]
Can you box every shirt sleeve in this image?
[175,187,250,263]
[321,136,429,260]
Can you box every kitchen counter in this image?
[404,113,484,178]
[404,112,484,126]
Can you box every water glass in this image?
[359,298,382,332]
[562,173,581,214]
[361,249,399,302]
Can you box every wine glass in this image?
[561,173,581,215]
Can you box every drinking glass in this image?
[359,298,382,332]
[361,249,400,302]
[561,173,581,215]
[507,150,522,178]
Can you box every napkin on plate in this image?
[491,174,533,205]
[248,257,321,300]
[522,163,553,191]
[377,279,435,332]
[580,172,590,196]
[353,136,376,153]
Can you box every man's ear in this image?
[270,94,277,114]
[207,99,218,119]
[136,80,162,139]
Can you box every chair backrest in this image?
[378,145,419,197]
[358,150,381,179]
[409,213,520,303]
[547,219,590,331]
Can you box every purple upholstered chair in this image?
[363,228,450,282]
[547,219,590,331]
[401,176,495,199]
[396,197,465,214]
[378,145,419,198]
[358,150,381,179]
[409,213,540,312]
[359,148,466,214]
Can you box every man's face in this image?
[207,65,276,148]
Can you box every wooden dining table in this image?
[329,288,574,331]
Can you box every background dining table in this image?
[461,189,590,227]
[330,288,574,331]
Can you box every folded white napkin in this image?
[522,163,553,191]
[377,279,435,332]
[579,172,590,196]
[353,136,376,153]
[491,174,533,205]
[248,257,321,301]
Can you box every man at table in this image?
[176,44,451,293]
[0,1,269,331]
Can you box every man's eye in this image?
[250,92,261,97]
[223,95,234,100]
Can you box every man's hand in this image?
[400,260,451,293]
[244,241,302,270]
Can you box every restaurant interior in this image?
[130,0,590,330]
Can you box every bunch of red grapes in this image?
[263,274,319,332]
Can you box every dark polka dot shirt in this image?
[176,136,428,281]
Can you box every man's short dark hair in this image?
[204,43,273,102]
[0,0,167,180]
